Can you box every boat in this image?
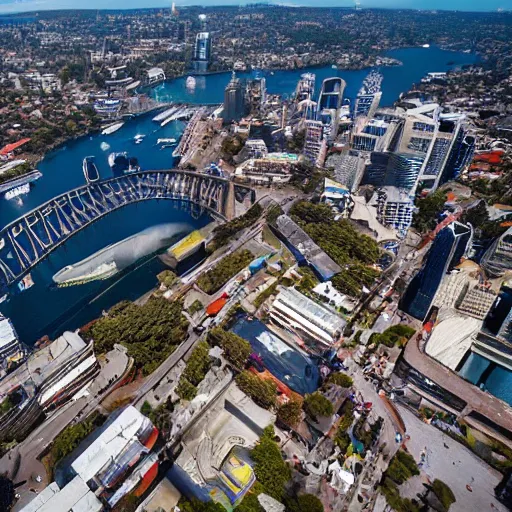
[108,152,140,174]
[83,156,100,183]
[100,142,110,151]
[0,170,42,196]
[422,44,430,48]
[134,134,145,144]
[157,138,177,144]
[186,76,196,88]
[152,106,177,122]
[101,122,124,135]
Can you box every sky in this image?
[0,0,509,14]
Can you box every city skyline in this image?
[0,0,508,14]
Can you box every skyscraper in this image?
[223,72,245,122]
[400,222,472,321]
[317,77,346,142]
[303,120,327,167]
[192,32,211,73]
[362,152,424,191]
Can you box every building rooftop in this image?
[0,316,17,350]
[275,215,341,281]
[20,476,102,512]
[70,406,151,484]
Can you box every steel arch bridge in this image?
[0,170,253,291]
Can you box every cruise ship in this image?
[53,223,190,287]
[82,156,100,183]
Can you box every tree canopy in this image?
[235,370,277,410]
[208,327,252,369]
[250,426,291,501]
[81,297,189,375]
[289,201,381,297]
[304,392,334,419]
[197,250,254,294]
[412,190,447,233]
[369,325,416,348]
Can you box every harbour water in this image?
[150,47,478,107]
[0,46,479,345]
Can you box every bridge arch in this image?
[0,170,249,292]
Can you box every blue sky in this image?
[0,0,508,14]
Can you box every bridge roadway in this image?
[0,169,250,291]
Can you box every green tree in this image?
[431,479,456,510]
[277,400,302,427]
[251,426,291,501]
[385,450,420,485]
[208,328,252,369]
[157,269,178,288]
[304,392,334,419]
[235,370,277,409]
[412,190,447,233]
[178,498,226,512]
[183,341,212,386]
[81,297,189,375]
[197,250,254,294]
[327,372,353,388]
[176,378,197,401]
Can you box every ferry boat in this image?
[108,152,140,174]
[152,106,178,123]
[101,122,124,135]
[0,170,42,197]
[82,156,100,183]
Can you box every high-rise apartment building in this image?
[223,73,245,122]
[400,222,472,321]
[192,32,211,73]
[317,77,346,142]
[303,120,327,167]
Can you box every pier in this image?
[0,170,253,290]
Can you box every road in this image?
[398,404,507,512]
[133,329,199,405]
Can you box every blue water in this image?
[0,113,186,227]
[459,352,512,406]
[150,47,478,107]
[230,315,319,395]
[0,201,211,343]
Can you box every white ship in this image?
[101,122,124,135]
[157,138,177,144]
[186,76,196,88]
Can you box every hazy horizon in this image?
[0,0,508,14]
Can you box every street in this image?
[398,404,507,512]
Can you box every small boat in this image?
[100,142,110,151]
[108,152,140,174]
[186,76,196,88]
[157,138,177,144]
[83,156,100,183]
[101,122,124,135]
[422,44,430,48]
[134,134,145,144]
